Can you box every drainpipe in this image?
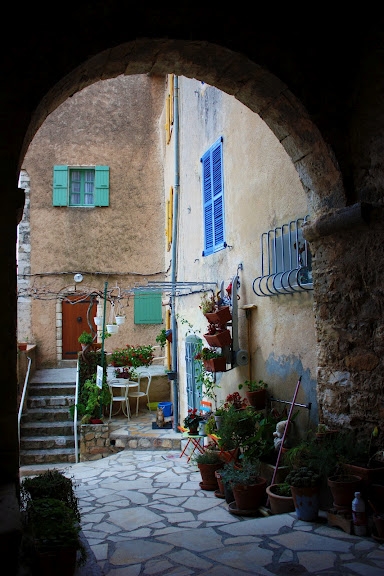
[170,75,179,432]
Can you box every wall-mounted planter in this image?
[94,316,103,326]
[106,324,119,334]
[204,305,232,325]
[203,357,226,373]
[115,316,126,325]
[204,329,232,348]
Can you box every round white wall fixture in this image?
[74,273,83,283]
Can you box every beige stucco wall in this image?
[165,78,317,434]
[21,75,167,367]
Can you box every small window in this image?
[134,291,162,324]
[52,166,109,207]
[200,137,226,256]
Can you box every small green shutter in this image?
[52,165,68,206]
[134,291,162,324]
[94,166,109,206]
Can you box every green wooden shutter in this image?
[134,291,162,324]
[94,166,109,206]
[52,165,68,206]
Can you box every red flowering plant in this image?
[183,408,206,429]
[223,392,249,411]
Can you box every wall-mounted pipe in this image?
[170,75,180,432]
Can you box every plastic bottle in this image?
[352,491,367,536]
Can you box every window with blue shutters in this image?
[134,291,163,324]
[201,137,226,256]
[52,165,109,207]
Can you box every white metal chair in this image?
[108,379,131,420]
[128,369,152,416]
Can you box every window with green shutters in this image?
[134,291,162,324]
[201,137,226,256]
[52,165,109,207]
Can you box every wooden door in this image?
[62,295,97,360]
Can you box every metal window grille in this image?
[253,216,313,297]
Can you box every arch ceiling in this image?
[24,39,345,217]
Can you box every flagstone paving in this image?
[56,449,384,576]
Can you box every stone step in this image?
[20,420,75,436]
[28,384,76,396]
[27,395,75,408]
[20,434,76,450]
[19,448,77,465]
[21,408,73,423]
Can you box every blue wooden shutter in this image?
[94,166,109,206]
[185,336,203,411]
[134,291,162,324]
[201,137,225,255]
[52,165,68,206]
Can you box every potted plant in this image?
[22,498,87,574]
[221,458,267,512]
[78,331,94,350]
[69,374,111,424]
[193,449,225,491]
[20,469,87,573]
[203,322,232,348]
[200,293,232,325]
[106,322,119,334]
[238,379,268,409]
[20,469,81,522]
[183,408,205,435]
[156,328,167,349]
[195,346,226,373]
[266,482,295,515]
[215,402,257,462]
[285,466,321,521]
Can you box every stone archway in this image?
[22,39,345,219]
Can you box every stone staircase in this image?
[19,376,78,468]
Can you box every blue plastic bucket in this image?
[158,402,173,417]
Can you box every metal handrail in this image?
[74,359,80,463]
[18,355,32,446]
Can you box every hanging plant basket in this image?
[94,316,103,327]
[204,329,232,348]
[115,315,126,325]
[203,357,227,373]
[106,324,119,334]
[204,306,232,325]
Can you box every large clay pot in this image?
[198,462,224,491]
[231,476,267,511]
[266,484,295,515]
[290,485,320,521]
[344,462,384,502]
[327,475,362,510]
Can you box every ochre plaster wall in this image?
[165,78,316,434]
[21,75,167,367]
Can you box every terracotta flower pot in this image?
[327,475,362,510]
[203,329,232,347]
[203,356,226,373]
[204,305,232,325]
[231,476,267,511]
[198,462,224,491]
[246,388,267,409]
[266,484,295,515]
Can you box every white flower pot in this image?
[115,315,126,325]
[106,324,119,334]
[94,316,103,326]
